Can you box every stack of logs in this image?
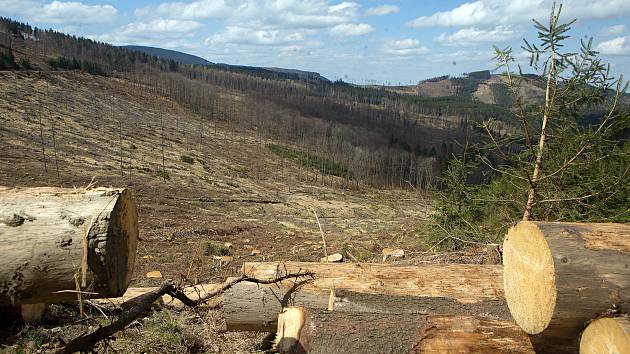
[221,221,629,353]
[1,187,628,353]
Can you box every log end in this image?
[580,317,630,354]
[275,307,307,354]
[105,188,139,296]
[503,221,556,334]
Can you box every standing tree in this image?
[428,3,629,249]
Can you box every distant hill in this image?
[121,45,329,83]
[120,45,212,66]
[265,67,328,82]
[413,71,546,107]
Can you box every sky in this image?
[1,0,629,84]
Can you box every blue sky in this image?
[2,0,629,84]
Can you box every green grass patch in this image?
[155,169,170,180]
[266,143,351,178]
[201,240,229,256]
[180,154,194,164]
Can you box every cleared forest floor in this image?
[0,71,487,353]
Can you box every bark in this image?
[503,221,630,353]
[224,262,509,331]
[0,186,138,305]
[275,307,534,354]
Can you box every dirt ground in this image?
[0,71,489,353]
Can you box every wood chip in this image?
[320,253,343,263]
[146,270,163,278]
[382,248,405,262]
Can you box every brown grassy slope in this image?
[0,70,433,286]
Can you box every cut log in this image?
[503,221,630,353]
[580,316,630,354]
[0,186,138,305]
[224,261,510,331]
[275,307,534,354]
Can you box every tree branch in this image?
[56,271,314,354]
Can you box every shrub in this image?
[18,57,31,69]
[201,240,229,256]
[180,155,194,164]
[155,169,170,180]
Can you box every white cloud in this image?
[135,0,230,20]
[601,24,627,37]
[365,5,399,16]
[436,26,518,46]
[596,36,630,55]
[329,23,374,37]
[7,1,118,25]
[136,0,359,30]
[0,0,40,13]
[92,19,203,46]
[383,39,429,56]
[329,2,358,13]
[428,50,494,63]
[407,0,630,28]
[208,26,309,46]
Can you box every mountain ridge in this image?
[121,45,329,83]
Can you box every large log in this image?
[579,316,630,354]
[224,261,510,331]
[0,186,138,305]
[275,307,534,354]
[503,221,630,353]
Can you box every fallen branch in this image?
[56,271,313,354]
[170,196,282,204]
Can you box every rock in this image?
[146,270,163,278]
[216,256,234,266]
[251,249,261,256]
[382,248,405,262]
[142,255,153,260]
[224,242,233,248]
[320,253,343,263]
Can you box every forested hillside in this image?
[0,17,517,189]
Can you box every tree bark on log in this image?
[224,262,510,331]
[579,316,630,354]
[0,186,138,305]
[503,221,630,353]
[275,307,534,354]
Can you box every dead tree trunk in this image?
[224,262,509,331]
[0,187,138,305]
[503,221,630,353]
[275,307,534,354]
[580,316,630,354]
